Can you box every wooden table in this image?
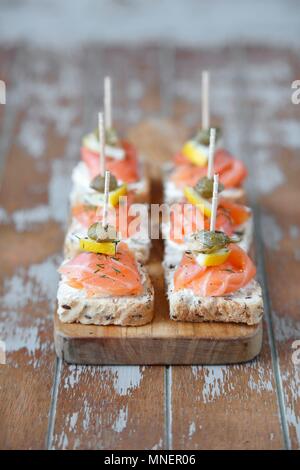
[0,43,299,450]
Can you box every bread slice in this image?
[163,163,246,205]
[162,216,253,269]
[70,157,150,206]
[165,266,263,325]
[64,219,151,264]
[57,264,154,326]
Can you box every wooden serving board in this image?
[54,255,263,365]
[54,121,263,365]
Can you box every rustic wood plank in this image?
[50,46,167,450]
[243,47,300,449]
[2,41,298,450]
[168,47,285,449]
[0,47,19,179]
[0,46,84,449]
[51,364,165,450]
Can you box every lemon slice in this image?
[79,238,117,256]
[195,248,230,267]
[184,186,212,217]
[182,140,208,167]
[109,184,127,207]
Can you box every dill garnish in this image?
[112,267,121,274]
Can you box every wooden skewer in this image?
[102,170,110,228]
[104,76,112,130]
[202,70,210,130]
[207,127,216,179]
[210,174,219,232]
[98,111,105,176]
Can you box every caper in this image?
[90,173,118,193]
[105,127,119,146]
[194,176,225,199]
[93,127,120,147]
[194,127,222,146]
[186,229,239,254]
[88,222,117,242]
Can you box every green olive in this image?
[88,222,117,242]
[194,176,225,199]
[186,229,239,254]
[194,127,222,146]
[90,173,118,193]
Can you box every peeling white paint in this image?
[3,325,40,355]
[9,156,74,232]
[192,365,229,403]
[192,361,274,404]
[16,59,81,151]
[289,225,300,240]
[58,431,69,450]
[286,404,300,444]
[201,366,228,402]
[2,54,82,234]
[188,421,196,438]
[128,79,144,101]
[2,255,60,309]
[19,119,46,159]
[48,158,72,228]
[0,207,9,224]
[103,366,145,396]
[63,365,85,389]
[261,214,283,250]
[69,412,79,432]
[0,254,59,363]
[276,120,300,149]
[82,399,92,431]
[254,150,285,195]
[273,311,300,343]
[247,364,273,393]
[1,0,300,48]
[112,405,128,433]
[151,438,163,450]
[0,311,51,366]
[11,205,51,231]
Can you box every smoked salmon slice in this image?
[71,193,136,238]
[219,198,251,226]
[174,244,256,296]
[171,149,247,190]
[59,242,143,297]
[169,203,234,244]
[72,204,100,228]
[81,141,139,183]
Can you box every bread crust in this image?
[57,268,154,326]
[166,266,263,325]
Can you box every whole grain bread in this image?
[165,267,264,325]
[57,266,154,326]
